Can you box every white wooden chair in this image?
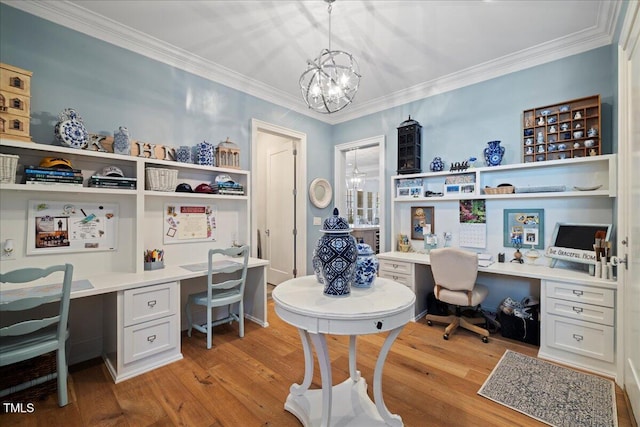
[0,264,74,406]
[185,246,249,349]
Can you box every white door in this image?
[266,143,295,285]
[618,3,639,422]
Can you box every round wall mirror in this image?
[309,178,332,208]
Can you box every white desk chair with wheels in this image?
[185,245,249,349]
[425,248,490,343]
[0,264,74,406]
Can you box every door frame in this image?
[251,119,307,278]
[334,135,386,252]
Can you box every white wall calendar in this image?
[163,203,217,244]
[458,199,487,248]
[27,200,119,255]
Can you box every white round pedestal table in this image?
[272,276,415,427]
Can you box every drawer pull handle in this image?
[393,275,399,280]
[147,300,157,308]
[375,320,384,330]
[392,264,399,269]
[572,334,584,342]
[572,290,584,297]
[572,307,583,314]
[147,334,157,343]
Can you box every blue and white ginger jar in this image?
[315,208,357,297]
[484,140,505,167]
[354,239,378,288]
[196,141,215,166]
[430,157,444,172]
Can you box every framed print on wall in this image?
[410,206,434,240]
[503,208,544,249]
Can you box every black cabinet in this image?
[397,116,422,174]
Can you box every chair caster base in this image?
[482,336,489,343]
[443,333,449,340]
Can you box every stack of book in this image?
[24,165,83,186]
[89,175,137,189]
[213,181,244,195]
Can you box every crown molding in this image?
[3,0,622,126]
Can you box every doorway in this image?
[334,135,386,252]
[251,119,307,285]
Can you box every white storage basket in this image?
[145,167,178,191]
[0,154,19,184]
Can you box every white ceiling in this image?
[5,1,621,124]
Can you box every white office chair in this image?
[185,246,249,349]
[0,264,74,406]
[425,248,490,343]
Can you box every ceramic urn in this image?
[353,239,378,288]
[314,208,357,297]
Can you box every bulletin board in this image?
[164,203,218,244]
[27,200,119,255]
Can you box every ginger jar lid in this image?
[321,208,351,234]
[356,240,374,255]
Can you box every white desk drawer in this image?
[546,297,614,326]
[379,271,412,288]
[124,281,178,327]
[545,313,614,362]
[123,315,178,364]
[379,259,412,275]
[545,281,614,307]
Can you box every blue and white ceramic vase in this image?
[484,140,505,167]
[316,208,357,297]
[353,239,378,288]
[430,157,444,172]
[113,126,131,155]
[175,145,193,163]
[196,141,215,166]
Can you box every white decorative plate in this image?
[309,178,332,208]
[573,185,602,191]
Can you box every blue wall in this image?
[333,46,617,249]
[0,4,618,274]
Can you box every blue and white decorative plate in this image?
[54,108,88,149]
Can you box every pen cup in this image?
[144,261,165,271]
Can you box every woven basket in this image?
[483,186,514,195]
[145,167,178,191]
[0,351,57,406]
[0,153,19,184]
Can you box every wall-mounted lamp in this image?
[2,239,15,259]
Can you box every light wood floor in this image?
[1,299,636,427]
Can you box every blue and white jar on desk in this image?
[315,208,357,297]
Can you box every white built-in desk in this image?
[377,251,621,383]
[0,256,269,383]
[273,276,415,427]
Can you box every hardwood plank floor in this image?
[1,300,636,426]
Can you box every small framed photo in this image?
[397,178,423,198]
[410,206,434,240]
[444,182,476,195]
[503,208,544,249]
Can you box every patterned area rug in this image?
[478,350,617,427]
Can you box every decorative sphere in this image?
[430,157,444,172]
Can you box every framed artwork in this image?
[410,206,434,240]
[396,178,423,198]
[503,209,544,249]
